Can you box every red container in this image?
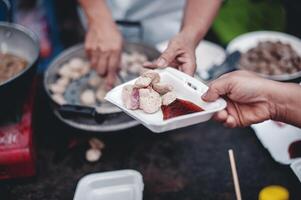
[0,85,36,180]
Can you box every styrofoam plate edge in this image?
[291,159,301,183]
[251,120,301,165]
[73,170,144,200]
[105,67,227,133]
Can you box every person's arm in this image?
[181,0,222,46]
[144,0,222,76]
[79,0,113,28]
[202,70,301,128]
[271,82,301,128]
[79,0,122,88]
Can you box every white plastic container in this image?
[251,120,301,165]
[105,67,227,133]
[73,170,144,200]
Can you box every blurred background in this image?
[1,1,301,200]
[1,0,301,72]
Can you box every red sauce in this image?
[288,140,301,159]
[161,98,204,120]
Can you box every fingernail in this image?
[156,58,166,67]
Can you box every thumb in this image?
[202,78,231,102]
[155,44,178,67]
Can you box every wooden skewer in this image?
[228,149,242,200]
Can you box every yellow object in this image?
[259,185,289,200]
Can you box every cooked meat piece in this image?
[239,41,301,75]
[139,88,162,114]
[69,57,84,71]
[52,93,67,105]
[56,77,70,87]
[86,148,102,162]
[153,82,173,95]
[95,87,107,102]
[0,53,28,84]
[58,64,72,78]
[69,71,82,80]
[49,83,65,94]
[80,89,96,106]
[89,138,105,150]
[122,85,140,110]
[141,70,160,84]
[134,76,152,88]
[162,91,176,106]
[77,62,90,76]
[89,75,103,87]
[128,63,142,74]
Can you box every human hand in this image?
[201,70,285,128]
[143,32,197,76]
[85,21,123,88]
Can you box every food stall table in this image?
[0,81,300,199]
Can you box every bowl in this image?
[227,31,301,81]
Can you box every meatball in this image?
[134,76,152,88]
[122,85,140,110]
[153,82,173,95]
[80,89,96,106]
[141,70,160,84]
[162,91,176,106]
[139,88,162,114]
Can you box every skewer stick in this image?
[228,149,242,200]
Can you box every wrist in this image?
[180,27,205,48]
[268,82,296,123]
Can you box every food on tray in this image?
[80,89,96,106]
[239,41,301,75]
[142,70,160,84]
[121,51,148,74]
[88,74,103,87]
[49,83,65,94]
[50,51,151,106]
[0,52,28,84]
[134,76,152,88]
[52,93,67,105]
[122,85,140,110]
[162,92,176,106]
[50,57,91,105]
[86,148,102,162]
[161,98,204,120]
[153,82,173,95]
[95,87,107,102]
[122,70,204,118]
[288,140,301,159]
[122,70,173,114]
[139,88,162,114]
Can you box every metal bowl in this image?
[44,42,160,132]
[227,31,301,82]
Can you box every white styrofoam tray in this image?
[105,67,227,133]
[73,170,144,200]
[252,120,301,183]
[251,120,301,165]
